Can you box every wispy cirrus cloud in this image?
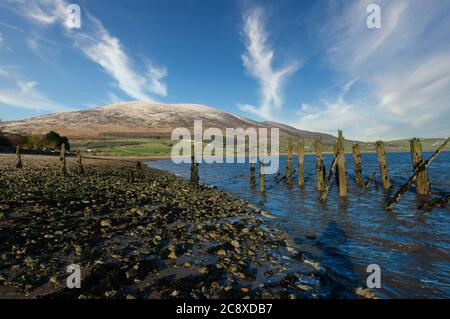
[297,0,450,140]
[0,79,69,112]
[3,0,168,102]
[238,7,299,120]
[69,14,168,101]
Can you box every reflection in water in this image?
[147,151,450,298]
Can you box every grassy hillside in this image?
[71,136,449,157]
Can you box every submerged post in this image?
[285,138,293,184]
[333,143,339,184]
[77,151,84,175]
[385,137,450,211]
[250,162,256,187]
[352,143,363,187]
[337,130,348,197]
[260,161,265,193]
[190,141,199,186]
[314,139,325,191]
[410,138,431,196]
[297,138,305,186]
[60,143,67,176]
[375,141,390,189]
[15,145,22,169]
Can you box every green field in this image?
[71,137,449,157]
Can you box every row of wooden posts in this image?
[190,132,449,210]
[14,143,84,175]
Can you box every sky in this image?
[0,0,449,141]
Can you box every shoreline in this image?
[0,154,368,299]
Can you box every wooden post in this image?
[375,141,390,189]
[410,138,431,196]
[60,143,67,176]
[352,143,363,187]
[136,161,142,179]
[250,162,256,187]
[385,137,449,210]
[15,145,22,169]
[77,151,84,175]
[190,141,199,186]
[333,143,339,184]
[285,138,293,184]
[260,161,265,193]
[297,138,305,186]
[320,153,339,203]
[337,130,348,197]
[314,139,325,191]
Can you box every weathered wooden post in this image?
[136,161,142,179]
[250,162,256,187]
[285,138,293,184]
[320,153,339,203]
[333,143,339,184]
[314,139,325,191]
[385,137,449,211]
[410,138,431,196]
[15,145,22,169]
[260,161,265,193]
[77,151,84,175]
[190,141,199,186]
[60,143,67,176]
[375,141,390,189]
[352,143,363,187]
[337,130,348,196]
[297,138,305,186]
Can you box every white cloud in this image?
[0,32,3,47]
[238,7,299,119]
[68,15,168,101]
[0,80,69,112]
[297,0,450,140]
[4,0,168,102]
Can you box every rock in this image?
[74,245,82,256]
[211,281,220,289]
[101,219,112,227]
[240,287,249,294]
[217,249,226,256]
[49,276,58,287]
[168,251,177,259]
[355,287,379,299]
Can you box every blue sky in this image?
[0,0,450,141]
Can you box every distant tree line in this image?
[0,130,70,151]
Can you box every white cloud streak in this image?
[3,0,168,102]
[297,0,450,140]
[0,80,69,112]
[238,7,299,119]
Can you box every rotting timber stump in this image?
[336,130,347,197]
[285,138,293,184]
[314,139,325,191]
[410,138,431,196]
[375,141,390,189]
[297,138,305,186]
[352,143,363,187]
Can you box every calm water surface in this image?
[147,152,450,298]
